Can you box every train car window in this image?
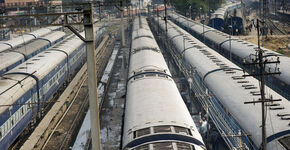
[176,142,195,150]
[7,120,10,132]
[135,128,150,138]
[174,126,189,135]
[279,136,290,149]
[133,144,149,150]
[133,131,136,139]
[5,122,8,135]
[153,142,173,150]
[11,116,14,126]
[153,125,171,133]
[281,82,285,87]
[15,111,18,123]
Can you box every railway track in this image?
[42,74,89,150]
[37,36,115,150]
[15,33,116,150]
[265,19,286,35]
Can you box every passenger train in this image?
[208,1,241,31]
[0,31,66,76]
[0,26,62,52]
[168,12,290,101]
[155,17,290,150]
[0,27,105,150]
[122,16,206,150]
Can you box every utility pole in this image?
[97,1,103,21]
[120,0,125,47]
[243,19,281,150]
[126,0,130,21]
[164,0,168,32]
[83,3,101,150]
[139,0,141,16]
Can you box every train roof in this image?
[0,33,83,115]
[0,27,57,52]
[162,19,290,149]
[13,31,66,56]
[0,50,66,114]
[0,52,24,71]
[170,12,290,88]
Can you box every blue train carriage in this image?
[123,17,206,150]
[0,31,66,76]
[225,8,244,35]
[168,12,290,101]
[0,33,86,150]
[156,18,290,150]
[208,13,225,31]
[208,1,241,31]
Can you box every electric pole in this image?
[120,0,125,47]
[164,0,168,32]
[97,1,103,21]
[243,19,281,150]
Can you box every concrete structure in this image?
[5,0,38,4]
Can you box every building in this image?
[5,0,39,4]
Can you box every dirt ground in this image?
[239,35,290,57]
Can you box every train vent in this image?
[250,91,262,96]
[266,103,280,107]
[207,55,216,58]
[223,68,236,74]
[153,142,174,150]
[244,86,257,90]
[242,84,255,88]
[132,47,160,54]
[154,125,171,133]
[278,136,290,149]
[133,35,153,40]
[269,106,285,110]
[19,67,28,69]
[133,144,149,150]
[193,45,202,49]
[277,113,290,120]
[232,76,245,80]
[176,142,196,150]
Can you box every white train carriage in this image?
[168,12,290,101]
[123,17,205,150]
[0,26,62,52]
[0,31,66,76]
[156,18,290,150]
[0,32,86,150]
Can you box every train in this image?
[122,16,206,150]
[209,1,241,31]
[0,27,105,150]
[225,7,244,35]
[0,26,62,52]
[154,17,290,150]
[0,31,66,76]
[168,12,290,101]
